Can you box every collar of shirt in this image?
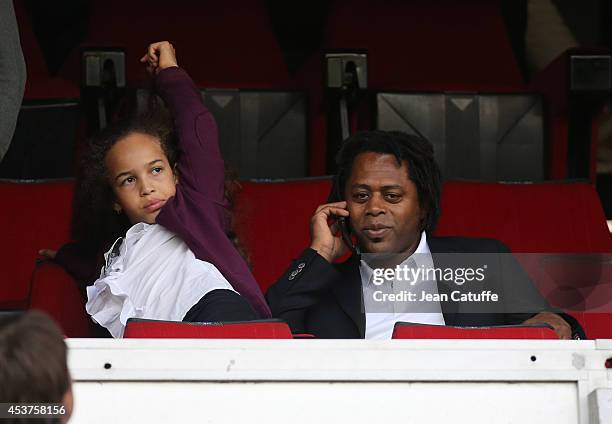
[103,222,160,276]
[360,232,445,339]
[359,231,433,289]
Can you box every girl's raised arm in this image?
[142,41,225,203]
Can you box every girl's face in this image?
[105,132,177,224]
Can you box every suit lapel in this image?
[428,237,461,325]
[332,255,366,338]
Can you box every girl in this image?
[64,42,270,337]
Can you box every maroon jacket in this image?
[154,67,270,317]
[57,67,270,318]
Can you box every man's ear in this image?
[113,202,122,214]
[173,165,179,184]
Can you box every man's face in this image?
[105,132,177,224]
[345,152,424,255]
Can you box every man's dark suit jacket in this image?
[266,236,585,338]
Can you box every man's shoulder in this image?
[427,235,511,253]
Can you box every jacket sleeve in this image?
[154,67,226,205]
[495,240,586,339]
[153,67,271,319]
[54,242,102,297]
[266,248,341,334]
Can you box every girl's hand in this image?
[139,41,178,75]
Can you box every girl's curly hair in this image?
[71,103,250,264]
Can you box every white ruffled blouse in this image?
[85,222,234,338]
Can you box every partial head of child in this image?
[0,310,73,423]
[72,110,179,250]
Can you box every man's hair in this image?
[335,130,441,233]
[0,311,71,409]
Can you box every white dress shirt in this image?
[360,232,445,339]
[85,222,234,338]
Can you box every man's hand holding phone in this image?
[310,201,351,263]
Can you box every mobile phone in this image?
[328,175,359,254]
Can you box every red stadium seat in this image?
[234,177,333,293]
[0,179,74,309]
[435,181,612,338]
[392,323,559,339]
[30,261,92,338]
[123,318,293,339]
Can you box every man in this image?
[266,130,583,339]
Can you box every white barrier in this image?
[67,339,612,424]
